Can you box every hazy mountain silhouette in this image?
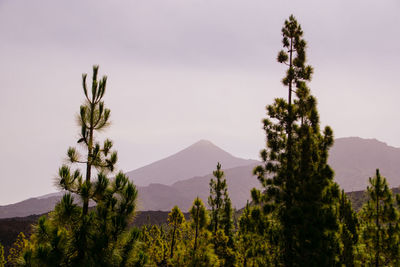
[0,140,258,217]
[125,139,258,186]
[0,193,94,219]
[2,137,400,218]
[0,197,61,219]
[137,163,260,212]
[329,137,400,192]
[0,163,259,217]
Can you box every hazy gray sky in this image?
[0,0,399,204]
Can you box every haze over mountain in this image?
[137,163,259,212]
[126,139,258,186]
[329,137,400,192]
[0,162,259,218]
[0,140,259,218]
[1,137,400,218]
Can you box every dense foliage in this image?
[9,15,400,267]
[7,232,28,266]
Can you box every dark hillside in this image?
[330,137,400,191]
[346,187,400,211]
[0,215,40,260]
[0,211,189,259]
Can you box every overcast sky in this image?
[0,0,399,204]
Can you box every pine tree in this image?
[208,163,226,235]
[221,194,234,243]
[23,66,139,266]
[145,225,166,265]
[237,200,279,266]
[237,203,254,266]
[213,229,236,267]
[216,197,236,266]
[168,205,185,259]
[360,169,400,266]
[189,197,208,255]
[253,15,340,266]
[7,232,28,266]
[338,190,359,266]
[208,163,232,237]
[62,65,117,215]
[208,163,237,265]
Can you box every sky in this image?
[0,0,399,205]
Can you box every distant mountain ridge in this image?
[125,139,258,186]
[0,193,94,219]
[0,140,259,218]
[0,163,259,218]
[0,197,61,219]
[329,137,400,192]
[136,163,260,212]
[0,210,189,259]
[1,137,400,218]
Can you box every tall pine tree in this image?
[189,197,208,255]
[168,205,185,259]
[208,162,232,238]
[253,15,340,266]
[23,66,139,266]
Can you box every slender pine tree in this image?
[208,163,226,235]
[168,205,185,259]
[189,197,208,255]
[360,169,400,266]
[253,15,340,266]
[23,66,139,266]
[208,163,232,237]
[63,65,116,215]
[7,232,28,266]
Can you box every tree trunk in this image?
[83,102,94,215]
[376,196,380,267]
[194,209,199,254]
[170,224,177,259]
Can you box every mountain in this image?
[2,137,400,218]
[0,140,258,218]
[137,163,260,212]
[329,137,400,192]
[0,193,95,219]
[0,163,259,218]
[0,196,61,219]
[125,139,258,186]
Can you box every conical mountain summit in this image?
[125,139,257,186]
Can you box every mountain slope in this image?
[0,164,259,217]
[3,137,400,218]
[125,139,258,186]
[0,140,258,218]
[329,137,400,192]
[137,163,260,212]
[0,197,60,219]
